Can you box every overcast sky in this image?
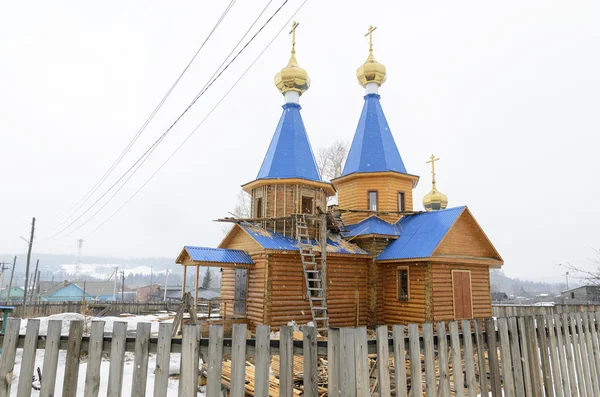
[1,1,599,282]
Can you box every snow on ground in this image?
[11,313,203,396]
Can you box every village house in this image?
[176,25,503,330]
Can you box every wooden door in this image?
[234,268,248,317]
[452,270,473,320]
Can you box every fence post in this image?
[62,320,84,397]
[40,320,62,397]
[497,317,516,397]
[108,321,127,397]
[254,325,270,397]
[179,324,199,397]
[516,317,533,397]
[230,323,247,397]
[408,324,423,397]
[153,323,173,397]
[303,326,318,397]
[327,328,340,396]
[448,321,465,397]
[206,324,225,397]
[131,322,152,397]
[279,326,294,397]
[484,318,501,397]
[339,327,357,397]
[392,325,408,397]
[507,317,525,397]
[422,323,436,396]
[84,321,106,397]
[0,318,20,397]
[473,319,488,396]
[355,327,369,397]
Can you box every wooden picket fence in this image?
[0,311,600,396]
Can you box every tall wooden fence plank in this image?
[449,321,465,397]
[279,326,294,397]
[84,321,106,397]
[108,322,127,397]
[461,321,477,397]
[473,320,488,397]
[17,319,40,397]
[327,328,340,397]
[40,320,62,397]
[535,316,555,397]
[517,317,533,397]
[587,312,600,383]
[408,324,423,397]
[131,322,151,397]
[570,314,589,397]
[230,323,247,397]
[581,314,600,394]
[0,318,20,397]
[422,323,436,396]
[554,314,574,397]
[436,322,451,397]
[507,317,525,397]
[355,327,370,397]
[62,320,84,397]
[376,325,391,397]
[563,313,582,397]
[546,316,565,397]
[524,316,543,397]
[153,323,173,397]
[497,318,515,397]
[254,325,270,397]
[303,326,318,397]
[206,324,224,397]
[339,327,356,397]
[179,324,199,397]
[392,325,408,397]
[485,318,502,397]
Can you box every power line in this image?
[85,0,309,238]
[49,0,293,240]
[51,0,238,230]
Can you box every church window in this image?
[256,197,263,217]
[397,268,409,301]
[368,191,378,211]
[302,196,314,214]
[398,192,405,212]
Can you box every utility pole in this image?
[76,239,84,279]
[566,271,570,291]
[7,256,16,300]
[29,260,39,304]
[23,217,36,308]
[163,270,169,302]
[121,271,125,302]
[0,261,11,291]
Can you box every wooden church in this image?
[176,24,503,331]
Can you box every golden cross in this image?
[290,21,299,53]
[365,25,377,51]
[426,154,440,184]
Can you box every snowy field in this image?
[11,313,205,396]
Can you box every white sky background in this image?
[1,1,599,282]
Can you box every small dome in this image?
[423,187,448,212]
[356,51,387,87]
[274,52,310,95]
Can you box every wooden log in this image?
[392,325,408,397]
[254,325,270,397]
[179,324,199,397]
[206,325,225,397]
[460,321,476,397]
[84,321,105,397]
[535,315,554,397]
[484,318,501,397]
[131,322,151,397]
[408,324,423,397]
[40,320,62,397]
[516,317,533,397]
[422,323,436,396]
[17,319,40,397]
[507,317,525,397]
[569,314,590,397]
[546,316,565,397]
[62,320,84,397]
[497,318,515,397]
[448,321,465,397]
[376,325,391,397]
[339,327,357,397]
[153,323,173,397]
[355,327,369,397]
[554,314,574,397]
[473,319,488,396]
[524,316,543,397]
[327,328,340,396]
[230,323,247,397]
[108,322,127,397]
[279,326,294,397]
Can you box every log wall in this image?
[381,262,428,324]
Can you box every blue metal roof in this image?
[256,103,322,182]
[342,94,407,176]
[377,206,465,261]
[184,246,254,264]
[342,216,401,238]
[239,224,368,255]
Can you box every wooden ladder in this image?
[295,214,329,331]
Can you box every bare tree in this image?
[316,140,349,181]
[558,248,600,286]
[232,190,251,218]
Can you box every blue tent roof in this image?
[377,206,465,261]
[238,224,368,255]
[342,216,401,238]
[342,94,407,176]
[256,103,322,182]
[184,246,254,264]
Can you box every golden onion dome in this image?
[274,22,310,95]
[423,154,449,211]
[356,26,387,87]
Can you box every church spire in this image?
[423,154,448,211]
[274,21,310,104]
[356,25,387,94]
